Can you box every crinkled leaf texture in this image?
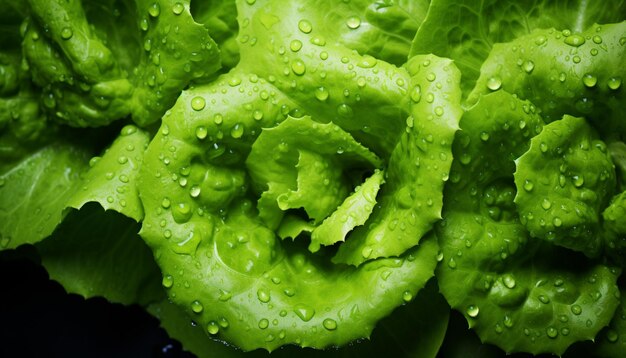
[410,0,626,95]
[67,125,150,221]
[148,279,449,358]
[137,0,462,351]
[22,0,221,127]
[514,116,616,256]
[436,91,621,356]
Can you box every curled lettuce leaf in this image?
[467,22,625,138]
[22,0,221,127]
[514,116,616,256]
[410,0,626,95]
[436,90,621,355]
[137,0,461,351]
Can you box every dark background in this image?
[0,245,194,358]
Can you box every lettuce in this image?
[0,0,625,357]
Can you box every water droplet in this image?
[523,180,534,192]
[320,51,328,60]
[523,60,535,73]
[583,74,597,87]
[426,73,436,82]
[323,318,337,330]
[402,291,413,302]
[361,246,373,258]
[258,318,269,329]
[573,175,584,187]
[504,315,514,328]
[564,34,585,47]
[60,27,73,40]
[310,35,326,46]
[191,300,204,313]
[448,257,457,268]
[503,274,516,288]
[228,77,242,86]
[559,72,567,82]
[257,289,271,303]
[546,327,558,338]
[487,77,502,90]
[290,39,302,52]
[466,305,479,318]
[219,289,232,301]
[207,321,219,334]
[357,55,377,68]
[231,123,244,138]
[162,274,173,288]
[410,85,422,102]
[542,198,552,210]
[213,113,223,124]
[148,2,161,17]
[346,16,361,29]
[314,86,329,101]
[538,295,550,304]
[195,126,207,140]
[172,2,184,15]
[291,59,306,75]
[191,96,205,111]
[140,18,149,31]
[592,35,602,44]
[294,305,315,321]
[571,304,582,315]
[298,20,312,33]
[337,104,353,118]
[608,77,622,90]
[190,186,201,198]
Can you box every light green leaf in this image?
[309,170,384,253]
[410,0,626,95]
[67,125,150,221]
[467,22,626,137]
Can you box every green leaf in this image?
[309,170,384,253]
[467,22,626,137]
[190,0,240,70]
[514,116,616,256]
[149,278,449,358]
[137,0,458,351]
[247,115,383,229]
[410,0,626,95]
[67,125,150,221]
[436,90,621,355]
[36,202,164,306]
[603,190,626,267]
[331,0,431,66]
[0,143,89,250]
[23,0,221,127]
[591,286,626,358]
[333,54,462,265]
